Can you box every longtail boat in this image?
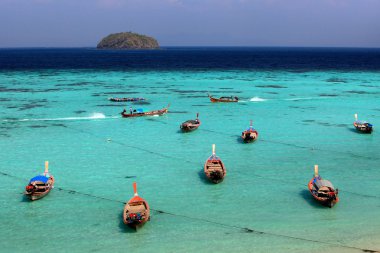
[241,120,258,143]
[109,97,146,102]
[180,113,201,132]
[25,161,54,201]
[123,182,150,230]
[121,104,169,118]
[208,93,238,103]
[308,165,339,208]
[353,113,373,133]
[204,144,226,184]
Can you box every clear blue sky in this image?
[1,0,379,47]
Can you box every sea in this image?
[0,47,379,253]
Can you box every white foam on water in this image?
[2,113,119,122]
[250,96,268,102]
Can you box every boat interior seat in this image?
[128,204,146,213]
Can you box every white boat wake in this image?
[2,113,119,122]
[250,96,268,102]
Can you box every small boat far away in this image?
[308,165,339,208]
[241,120,258,143]
[353,113,373,133]
[123,182,150,230]
[180,113,201,132]
[121,104,169,118]
[109,97,146,102]
[204,144,226,184]
[25,161,55,201]
[208,93,239,103]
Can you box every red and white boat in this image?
[123,182,150,230]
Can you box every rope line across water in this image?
[0,170,378,253]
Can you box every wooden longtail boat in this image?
[241,120,258,143]
[25,161,54,201]
[123,182,150,230]
[109,97,146,102]
[353,113,373,133]
[121,104,169,118]
[204,144,226,184]
[308,165,339,208]
[208,93,238,103]
[180,113,201,132]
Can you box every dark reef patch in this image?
[51,123,67,127]
[125,176,137,179]
[18,99,48,111]
[103,91,140,95]
[326,78,347,83]
[132,101,151,105]
[191,104,209,107]
[74,110,87,114]
[149,91,170,94]
[359,84,378,88]
[319,93,338,97]
[255,85,287,89]
[264,91,279,94]
[96,104,122,107]
[0,87,33,93]
[29,125,48,128]
[345,90,377,95]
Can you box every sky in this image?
[0,0,379,47]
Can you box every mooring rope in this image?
[1,170,377,253]
[63,123,380,200]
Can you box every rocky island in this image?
[97,32,159,49]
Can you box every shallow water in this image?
[0,55,380,252]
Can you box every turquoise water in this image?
[0,70,379,252]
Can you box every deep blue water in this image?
[1,47,380,70]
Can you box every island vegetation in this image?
[97,32,159,49]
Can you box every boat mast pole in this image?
[133,182,138,196]
[212,144,216,156]
[314,165,319,177]
[354,113,358,121]
[44,161,49,175]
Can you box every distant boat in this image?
[180,113,201,132]
[109,97,146,102]
[241,120,258,143]
[308,165,339,208]
[123,182,150,230]
[204,144,226,184]
[208,93,238,103]
[25,161,54,201]
[121,104,169,118]
[353,113,373,133]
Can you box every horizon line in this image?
[0,45,380,50]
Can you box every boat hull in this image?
[123,196,150,230]
[121,107,168,118]
[180,120,201,132]
[308,178,339,208]
[241,130,258,143]
[354,125,373,133]
[25,176,55,201]
[208,95,238,103]
[204,159,226,184]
